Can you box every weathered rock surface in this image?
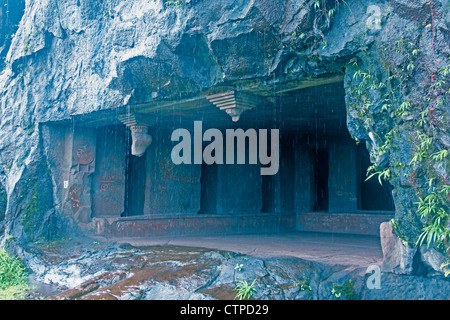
[380,221,417,274]
[21,240,450,300]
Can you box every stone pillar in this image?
[119,113,153,216]
[92,126,127,218]
[63,127,97,223]
[263,137,296,214]
[280,139,295,213]
[328,140,358,212]
[261,174,279,213]
[294,139,314,213]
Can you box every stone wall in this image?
[92,126,127,217]
[42,124,97,224]
[41,124,73,215]
[143,128,201,215]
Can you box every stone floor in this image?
[99,231,383,269]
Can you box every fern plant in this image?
[415,183,450,250]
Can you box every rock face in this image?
[380,221,417,274]
[0,0,25,64]
[0,0,448,278]
[23,241,450,300]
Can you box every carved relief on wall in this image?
[98,174,117,192]
[68,185,82,211]
[63,130,97,224]
[74,144,95,165]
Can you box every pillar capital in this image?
[129,125,152,157]
[118,113,153,157]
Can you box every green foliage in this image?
[16,157,57,242]
[366,165,390,185]
[0,249,29,300]
[285,0,342,52]
[347,60,400,185]
[410,131,433,166]
[440,261,450,277]
[410,132,449,254]
[234,279,257,300]
[0,60,8,74]
[164,0,185,8]
[346,32,450,255]
[22,43,30,53]
[311,0,341,45]
[415,182,450,250]
[22,186,40,237]
[330,280,358,300]
[293,278,313,300]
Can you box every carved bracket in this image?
[130,125,152,157]
[118,113,153,157]
[206,90,261,122]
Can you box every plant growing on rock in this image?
[285,0,343,52]
[0,249,29,300]
[416,182,450,250]
[234,263,243,272]
[293,278,313,300]
[345,12,450,264]
[330,280,358,300]
[234,278,257,300]
[164,0,185,8]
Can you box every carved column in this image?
[63,127,97,224]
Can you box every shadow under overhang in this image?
[52,74,347,140]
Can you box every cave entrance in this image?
[192,81,394,235]
[41,78,395,238]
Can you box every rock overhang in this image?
[50,74,347,134]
